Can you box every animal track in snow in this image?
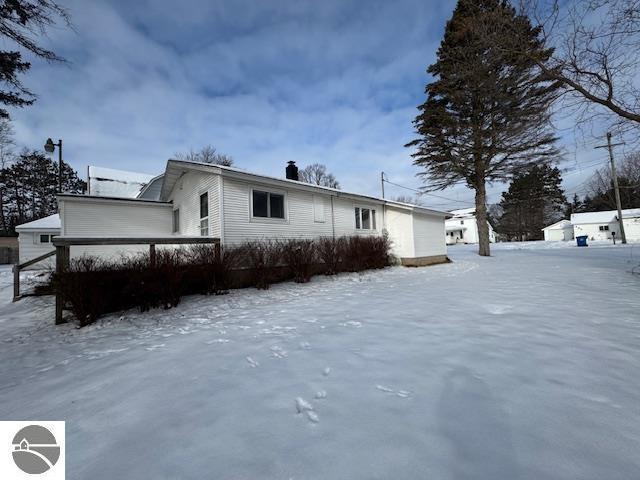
[376,385,412,398]
[295,397,319,424]
[314,390,327,399]
[270,346,288,358]
[246,356,260,367]
[299,341,311,350]
[322,367,331,376]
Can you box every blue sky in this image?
[10,0,615,210]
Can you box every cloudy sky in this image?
[10,0,618,210]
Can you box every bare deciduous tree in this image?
[392,195,425,206]
[174,145,234,166]
[298,163,340,189]
[522,0,640,133]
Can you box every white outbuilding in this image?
[445,208,495,245]
[571,208,640,241]
[542,219,574,241]
[15,214,60,268]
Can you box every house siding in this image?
[168,171,220,238]
[60,198,173,259]
[17,230,58,269]
[412,212,447,258]
[384,206,415,258]
[221,177,382,245]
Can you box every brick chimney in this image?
[286,161,299,181]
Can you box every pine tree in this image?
[406,0,561,255]
[496,164,566,241]
[0,150,85,233]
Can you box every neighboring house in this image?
[571,208,640,241]
[88,166,156,198]
[445,207,495,245]
[53,160,450,266]
[542,219,574,241]
[15,214,60,269]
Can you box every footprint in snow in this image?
[270,346,288,358]
[322,367,331,376]
[145,344,165,351]
[299,341,311,350]
[246,356,260,368]
[295,397,319,424]
[376,385,412,398]
[486,304,513,315]
[314,390,327,399]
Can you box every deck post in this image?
[12,264,20,301]
[55,245,69,325]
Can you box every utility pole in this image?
[595,132,626,244]
[380,171,385,199]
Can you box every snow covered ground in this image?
[1,241,640,479]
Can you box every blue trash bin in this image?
[576,235,588,247]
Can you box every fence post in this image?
[12,264,20,301]
[150,244,156,267]
[55,245,69,325]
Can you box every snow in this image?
[571,208,640,224]
[88,166,156,198]
[14,213,60,231]
[449,207,476,216]
[542,219,571,231]
[1,242,640,479]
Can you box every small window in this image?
[599,225,610,231]
[200,192,209,236]
[354,207,377,230]
[39,234,51,243]
[173,209,180,233]
[252,190,285,219]
[461,220,464,225]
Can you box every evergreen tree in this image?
[0,150,85,234]
[496,164,566,241]
[0,1,70,118]
[406,0,561,256]
[564,193,584,218]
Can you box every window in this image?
[460,220,464,225]
[39,234,51,243]
[173,209,180,233]
[200,192,209,236]
[599,225,610,231]
[252,190,285,219]
[354,207,377,230]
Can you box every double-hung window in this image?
[354,207,377,230]
[252,190,285,219]
[38,234,52,243]
[200,192,209,236]
[599,225,609,232]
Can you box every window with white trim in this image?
[173,209,180,233]
[200,192,209,236]
[354,207,377,230]
[599,225,609,231]
[38,234,52,243]
[252,190,285,219]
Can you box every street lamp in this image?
[44,138,63,192]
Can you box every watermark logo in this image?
[1,421,65,479]
[12,425,60,474]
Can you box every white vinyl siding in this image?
[313,195,325,223]
[17,230,58,269]
[168,171,221,238]
[59,197,173,260]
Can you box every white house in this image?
[445,207,495,245]
[15,214,60,268]
[542,219,574,241]
[571,208,640,241]
[51,160,450,266]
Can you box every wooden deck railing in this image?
[12,249,56,301]
[51,236,221,325]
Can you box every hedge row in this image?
[52,235,392,327]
